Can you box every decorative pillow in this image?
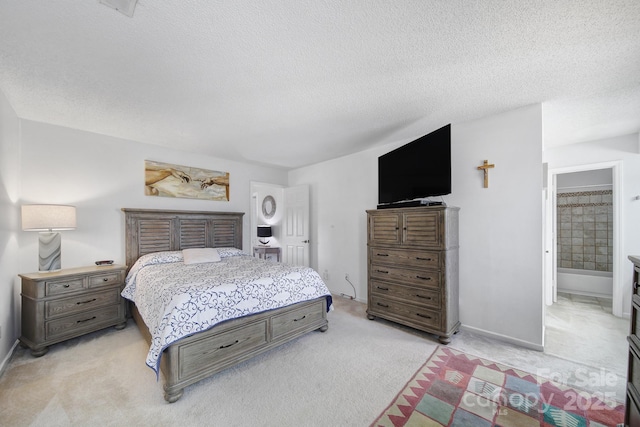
[216,247,248,258]
[183,248,221,264]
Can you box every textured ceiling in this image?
[1,1,639,169]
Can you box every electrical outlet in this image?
[322,269,329,281]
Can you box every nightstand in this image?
[253,246,281,262]
[19,264,127,357]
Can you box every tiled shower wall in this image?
[557,189,613,272]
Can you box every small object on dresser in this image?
[95,260,114,266]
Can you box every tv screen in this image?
[378,124,451,205]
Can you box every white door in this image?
[282,184,310,266]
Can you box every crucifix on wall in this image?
[477,160,495,188]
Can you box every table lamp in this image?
[257,225,272,245]
[22,204,76,271]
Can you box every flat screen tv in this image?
[378,124,451,206]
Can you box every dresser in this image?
[19,264,127,357]
[366,206,460,344]
[626,256,640,426]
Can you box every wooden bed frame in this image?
[123,208,329,403]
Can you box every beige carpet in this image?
[0,297,627,426]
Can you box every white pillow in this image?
[183,248,221,264]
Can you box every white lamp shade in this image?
[22,205,77,231]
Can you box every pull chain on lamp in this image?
[22,205,76,271]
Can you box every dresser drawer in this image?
[46,304,123,340]
[45,288,121,319]
[370,280,441,310]
[89,271,123,288]
[370,295,441,330]
[272,299,325,339]
[179,320,268,379]
[370,264,440,288]
[370,247,440,270]
[46,278,85,296]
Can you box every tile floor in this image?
[544,292,628,377]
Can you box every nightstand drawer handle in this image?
[377,302,389,308]
[293,315,307,322]
[76,298,97,305]
[376,286,389,291]
[219,340,239,349]
[416,294,432,300]
[376,270,389,274]
[416,276,432,281]
[77,316,97,324]
[416,313,432,319]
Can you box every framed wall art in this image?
[144,160,230,201]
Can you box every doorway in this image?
[543,161,627,373]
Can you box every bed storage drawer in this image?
[271,299,325,339]
[179,320,268,379]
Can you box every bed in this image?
[122,208,331,403]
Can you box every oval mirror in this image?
[262,195,276,219]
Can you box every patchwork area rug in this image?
[372,346,624,427]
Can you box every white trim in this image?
[548,160,624,318]
[460,324,544,352]
[0,340,19,378]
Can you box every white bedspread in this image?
[121,249,332,374]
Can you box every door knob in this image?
[303,240,310,243]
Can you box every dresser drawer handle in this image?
[103,278,109,282]
[63,284,70,288]
[416,257,432,261]
[293,315,307,322]
[76,298,97,305]
[376,270,389,274]
[219,340,239,349]
[376,253,389,257]
[635,281,638,291]
[416,294,432,300]
[376,286,389,291]
[416,313,432,319]
[77,316,97,324]
[377,302,389,308]
[416,276,432,281]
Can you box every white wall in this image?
[544,133,640,316]
[0,89,20,370]
[289,104,545,348]
[18,119,289,273]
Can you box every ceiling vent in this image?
[99,0,138,17]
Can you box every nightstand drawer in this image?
[46,278,85,296]
[46,305,123,340]
[89,272,122,288]
[45,288,121,319]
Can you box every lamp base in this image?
[39,232,61,271]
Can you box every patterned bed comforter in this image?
[121,248,333,374]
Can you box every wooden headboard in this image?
[122,208,244,271]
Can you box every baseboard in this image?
[0,340,19,379]
[460,324,544,352]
